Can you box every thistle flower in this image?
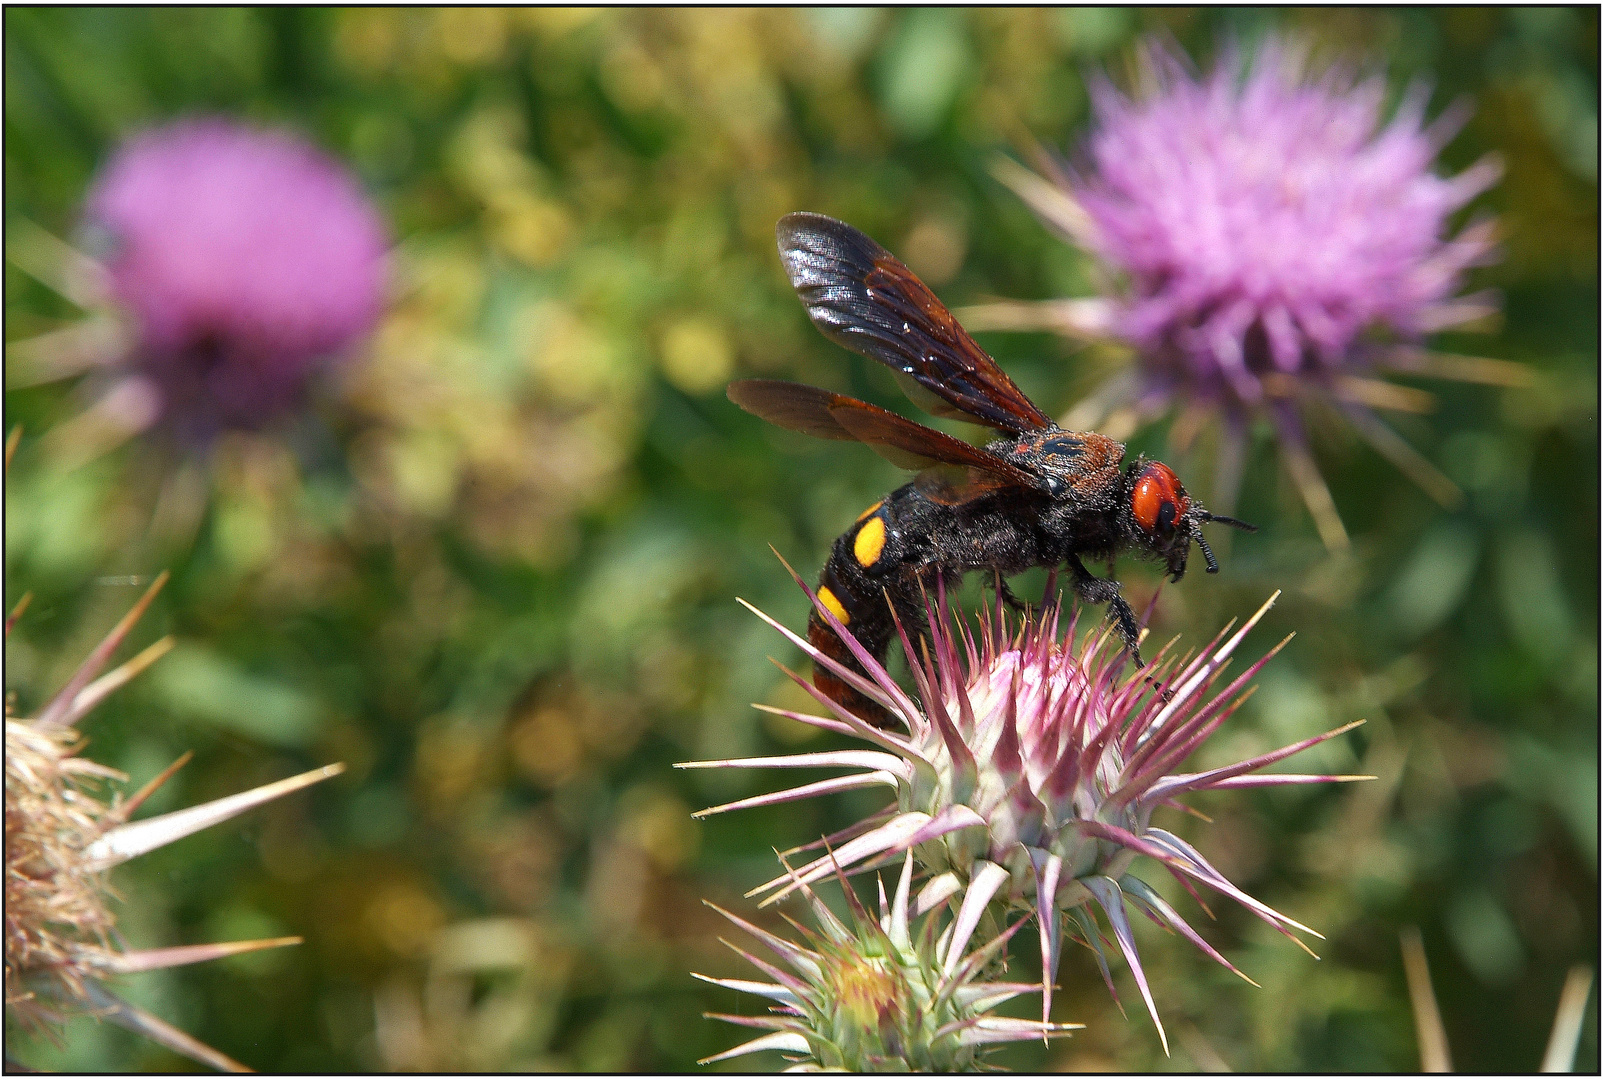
[695,853,1079,1071]
[85,116,389,441]
[5,551,343,1071]
[681,569,1371,1053]
[971,37,1519,550]
[9,118,387,451]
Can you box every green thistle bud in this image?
[695,853,1079,1071]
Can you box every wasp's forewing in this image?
[776,213,1055,435]
[728,378,1038,495]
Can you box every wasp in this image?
[730,213,1255,724]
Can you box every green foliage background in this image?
[4,7,1597,1071]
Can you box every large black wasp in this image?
[730,213,1254,724]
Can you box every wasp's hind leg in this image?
[990,571,1026,613]
[993,570,1019,615]
[1066,554,1143,666]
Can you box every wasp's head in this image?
[1128,461,1256,580]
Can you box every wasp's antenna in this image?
[1200,510,1258,533]
[1194,531,1220,574]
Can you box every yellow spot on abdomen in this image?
[856,500,884,522]
[853,515,887,567]
[817,585,850,625]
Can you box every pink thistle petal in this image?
[1145,828,1323,948]
[6,591,34,637]
[1032,849,1065,1030]
[84,118,387,439]
[101,936,301,974]
[1142,719,1367,802]
[80,982,247,1073]
[1118,875,1258,987]
[1130,591,1280,756]
[691,770,902,818]
[677,749,911,777]
[1190,772,1377,789]
[704,901,823,982]
[85,763,344,868]
[942,860,1011,975]
[748,701,857,738]
[37,571,169,727]
[1070,905,1123,1013]
[916,872,965,916]
[690,973,799,1005]
[752,807,984,905]
[60,636,175,726]
[1084,876,1169,1056]
[697,1031,811,1064]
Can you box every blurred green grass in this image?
[4,7,1596,1071]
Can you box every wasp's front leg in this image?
[989,571,1026,613]
[1066,553,1143,665]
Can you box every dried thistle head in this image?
[4,715,123,1028]
[4,548,342,1071]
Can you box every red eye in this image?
[1132,463,1189,536]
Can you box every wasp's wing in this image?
[912,468,1024,507]
[777,212,1055,434]
[728,379,1038,489]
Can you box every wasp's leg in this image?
[985,571,1027,613]
[1066,554,1143,665]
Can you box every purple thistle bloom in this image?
[681,569,1371,1053]
[82,117,388,441]
[1078,39,1497,390]
[977,37,1514,549]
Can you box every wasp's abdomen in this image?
[806,495,915,727]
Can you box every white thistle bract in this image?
[682,569,1371,1053]
[695,853,1079,1071]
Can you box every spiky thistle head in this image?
[695,852,1079,1071]
[972,35,1519,551]
[4,564,342,1071]
[681,568,1371,1053]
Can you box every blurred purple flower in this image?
[977,38,1518,549]
[83,117,387,440]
